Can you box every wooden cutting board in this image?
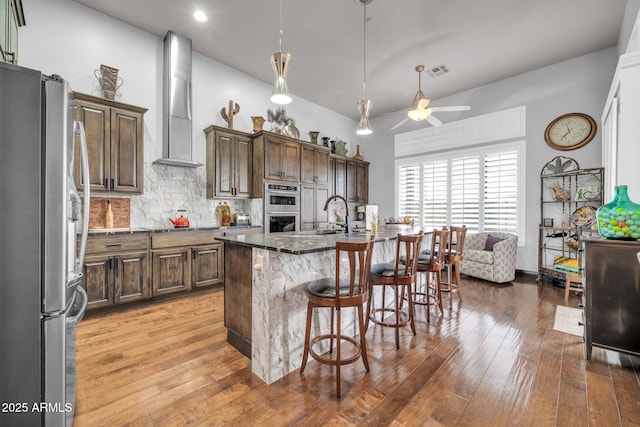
[89,197,130,229]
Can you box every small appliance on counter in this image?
[235,213,251,226]
[356,205,366,221]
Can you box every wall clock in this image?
[544,113,597,151]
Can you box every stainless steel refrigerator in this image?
[0,62,90,426]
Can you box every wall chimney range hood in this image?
[153,31,203,168]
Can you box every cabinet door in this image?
[192,243,224,288]
[82,254,114,309]
[0,0,7,63]
[356,162,368,203]
[215,132,235,197]
[329,157,336,196]
[114,251,149,303]
[334,158,346,198]
[315,150,330,186]
[281,140,300,182]
[264,137,283,180]
[301,184,316,230]
[76,99,110,192]
[316,185,329,229]
[300,145,316,184]
[152,248,191,295]
[346,160,357,202]
[110,107,144,194]
[234,135,253,198]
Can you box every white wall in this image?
[17,0,358,227]
[367,47,618,273]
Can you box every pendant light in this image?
[270,0,292,104]
[356,0,373,135]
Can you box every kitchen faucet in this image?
[323,194,351,233]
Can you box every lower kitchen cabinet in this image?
[151,231,224,296]
[82,234,150,310]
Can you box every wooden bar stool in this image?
[366,232,423,350]
[564,272,583,303]
[300,237,375,398]
[414,228,449,322]
[441,225,467,303]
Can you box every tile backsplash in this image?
[123,162,262,229]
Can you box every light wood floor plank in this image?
[73,277,639,427]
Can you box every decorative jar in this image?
[596,185,640,240]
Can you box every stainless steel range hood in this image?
[153,31,203,168]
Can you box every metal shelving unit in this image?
[537,157,603,283]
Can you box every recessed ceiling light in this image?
[193,10,208,22]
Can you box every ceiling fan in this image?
[389,65,470,130]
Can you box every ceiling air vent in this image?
[427,64,450,78]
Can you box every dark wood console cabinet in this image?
[583,237,640,360]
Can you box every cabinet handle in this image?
[114,256,120,274]
[111,178,115,190]
[106,243,123,247]
[193,250,197,260]
[6,52,15,63]
[578,321,584,327]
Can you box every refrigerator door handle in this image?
[67,286,88,326]
[74,121,90,270]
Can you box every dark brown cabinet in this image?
[583,237,640,360]
[151,231,224,296]
[333,156,347,198]
[262,133,300,182]
[204,126,253,198]
[74,92,147,194]
[346,159,368,204]
[0,0,24,64]
[82,234,150,310]
[301,144,330,185]
[301,184,329,231]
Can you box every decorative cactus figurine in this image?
[221,100,240,129]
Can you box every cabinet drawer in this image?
[85,234,148,254]
[151,230,221,249]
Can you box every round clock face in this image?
[544,113,596,151]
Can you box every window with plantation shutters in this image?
[484,151,518,233]
[422,160,448,229]
[396,141,524,242]
[398,164,420,220]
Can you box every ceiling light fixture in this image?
[407,65,432,121]
[269,0,292,104]
[356,0,373,135]
[193,10,208,22]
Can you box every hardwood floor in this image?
[74,275,640,426]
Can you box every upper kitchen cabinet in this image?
[346,159,369,204]
[332,156,347,198]
[252,131,300,197]
[74,92,147,194]
[205,125,253,199]
[301,143,330,185]
[0,0,24,64]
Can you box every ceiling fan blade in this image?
[425,115,443,127]
[378,109,411,116]
[430,105,471,112]
[391,117,410,130]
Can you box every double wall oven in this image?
[264,183,300,233]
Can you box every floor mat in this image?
[553,305,583,337]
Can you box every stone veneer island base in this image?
[216,230,407,384]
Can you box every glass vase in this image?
[596,185,640,240]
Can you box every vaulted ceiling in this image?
[73,0,627,122]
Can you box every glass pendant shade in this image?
[356,99,373,135]
[408,107,432,121]
[270,52,292,104]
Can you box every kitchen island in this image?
[216,229,416,384]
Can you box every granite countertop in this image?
[88,225,261,235]
[215,227,423,255]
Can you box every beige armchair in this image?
[459,232,518,284]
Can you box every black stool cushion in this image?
[307,278,358,298]
[370,263,406,277]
